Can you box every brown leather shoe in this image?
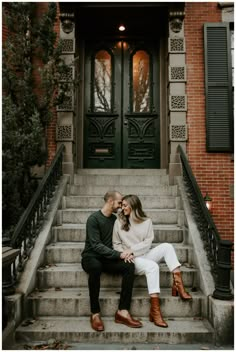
[90,314,104,331]
[115,311,142,328]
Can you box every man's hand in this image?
[124,254,135,263]
[120,249,133,259]
[120,249,134,263]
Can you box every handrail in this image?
[178,145,221,244]
[177,145,233,300]
[2,144,65,292]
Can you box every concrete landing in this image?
[15,317,214,344]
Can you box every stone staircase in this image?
[15,169,214,345]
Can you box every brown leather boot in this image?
[172,271,192,300]
[149,296,168,328]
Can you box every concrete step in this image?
[45,243,192,265]
[74,174,169,186]
[53,224,185,243]
[76,169,168,176]
[15,316,214,344]
[37,264,198,289]
[64,195,178,209]
[60,209,182,225]
[27,288,204,318]
[69,184,178,196]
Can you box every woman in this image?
[112,194,192,328]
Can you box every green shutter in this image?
[204,23,233,152]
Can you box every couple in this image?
[81,191,192,332]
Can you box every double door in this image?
[84,39,160,168]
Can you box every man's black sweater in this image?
[81,210,121,260]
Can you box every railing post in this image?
[2,247,20,296]
[213,240,234,300]
[2,234,11,247]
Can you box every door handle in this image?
[124,120,128,125]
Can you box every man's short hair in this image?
[104,191,120,203]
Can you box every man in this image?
[81,191,142,332]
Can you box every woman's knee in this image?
[146,261,159,274]
[163,243,175,253]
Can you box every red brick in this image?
[185,2,234,259]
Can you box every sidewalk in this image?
[4,341,234,350]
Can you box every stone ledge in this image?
[16,175,69,297]
[209,296,234,345]
[3,175,70,348]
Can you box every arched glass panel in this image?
[93,50,112,112]
[132,50,150,112]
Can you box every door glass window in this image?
[132,50,150,112]
[93,50,112,112]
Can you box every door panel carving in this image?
[128,117,156,138]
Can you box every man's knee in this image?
[122,261,135,275]
[82,258,102,275]
[89,266,102,276]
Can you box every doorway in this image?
[83,39,160,168]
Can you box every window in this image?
[230,23,234,116]
[204,23,233,152]
[132,50,151,113]
[93,50,112,112]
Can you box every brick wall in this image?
[45,3,61,165]
[34,3,61,165]
[2,4,8,42]
[185,3,234,250]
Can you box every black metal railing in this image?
[177,145,233,300]
[2,144,65,295]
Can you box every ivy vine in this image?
[2,3,69,238]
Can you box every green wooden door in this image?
[84,40,160,168]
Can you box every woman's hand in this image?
[120,249,134,263]
[124,254,135,263]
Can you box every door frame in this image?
[75,6,169,169]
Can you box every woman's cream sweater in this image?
[112,217,154,257]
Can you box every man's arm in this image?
[87,215,121,260]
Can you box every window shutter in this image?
[204,23,233,152]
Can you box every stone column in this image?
[57,13,76,182]
[168,8,187,184]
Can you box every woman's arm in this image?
[112,219,125,252]
[130,219,154,257]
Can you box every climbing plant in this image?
[2,2,69,238]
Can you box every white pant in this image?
[134,243,181,294]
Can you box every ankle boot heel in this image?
[149,313,154,322]
[172,272,192,301]
[172,284,178,297]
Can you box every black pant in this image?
[81,256,135,314]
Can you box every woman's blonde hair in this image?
[119,194,147,231]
